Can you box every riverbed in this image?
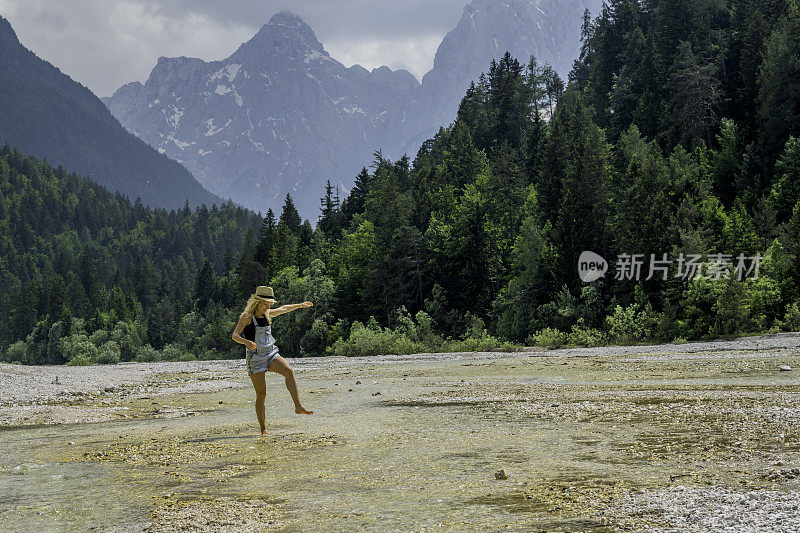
[2,334,800,531]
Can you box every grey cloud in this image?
[0,0,467,96]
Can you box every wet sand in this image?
[2,334,800,531]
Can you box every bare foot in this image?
[295,406,314,415]
[260,428,269,436]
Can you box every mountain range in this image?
[0,15,223,211]
[104,0,600,219]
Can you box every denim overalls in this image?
[245,315,280,375]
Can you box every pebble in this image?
[494,470,508,480]
[780,365,792,371]
[613,485,800,530]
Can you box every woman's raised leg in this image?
[268,356,313,414]
[249,371,268,434]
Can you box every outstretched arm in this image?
[269,301,313,319]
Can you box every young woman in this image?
[231,285,314,435]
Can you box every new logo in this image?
[578,251,608,283]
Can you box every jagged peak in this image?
[233,10,328,63]
[0,15,21,46]
[268,10,306,26]
[249,10,316,40]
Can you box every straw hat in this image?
[252,285,277,304]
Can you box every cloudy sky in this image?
[0,0,467,97]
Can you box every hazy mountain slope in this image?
[397,0,602,158]
[0,16,224,210]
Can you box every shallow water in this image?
[2,345,800,531]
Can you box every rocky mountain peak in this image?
[145,56,208,88]
[0,15,20,46]
[234,10,328,65]
[267,10,309,29]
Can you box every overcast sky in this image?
[0,0,467,97]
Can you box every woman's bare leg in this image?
[268,356,313,414]
[249,371,268,434]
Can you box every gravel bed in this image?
[613,485,800,532]
[0,359,243,407]
[2,332,799,408]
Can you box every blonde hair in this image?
[243,296,272,324]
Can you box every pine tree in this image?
[194,260,217,313]
[254,208,277,272]
[340,168,371,229]
[279,193,302,234]
[670,41,721,148]
[758,6,800,182]
[319,180,342,238]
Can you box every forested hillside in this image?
[2,0,800,366]
[0,145,264,364]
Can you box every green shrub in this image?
[414,311,441,346]
[89,329,110,346]
[328,319,426,357]
[568,320,607,347]
[393,334,427,355]
[95,341,121,365]
[61,334,99,363]
[443,337,479,353]
[199,348,223,360]
[4,340,30,365]
[464,313,487,339]
[527,328,567,349]
[66,354,93,366]
[299,318,330,357]
[443,335,516,353]
[112,321,143,361]
[134,344,161,363]
[160,343,186,361]
[391,306,417,340]
[606,304,655,343]
[782,302,800,331]
[176,352,197,362]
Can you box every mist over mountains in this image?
[103,0,600,219]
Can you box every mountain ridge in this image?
[104,1,600,218]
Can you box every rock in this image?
[355,381,361,385]
[371,392,381,396]
[780,365,792,371]
[495,470,508,480]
